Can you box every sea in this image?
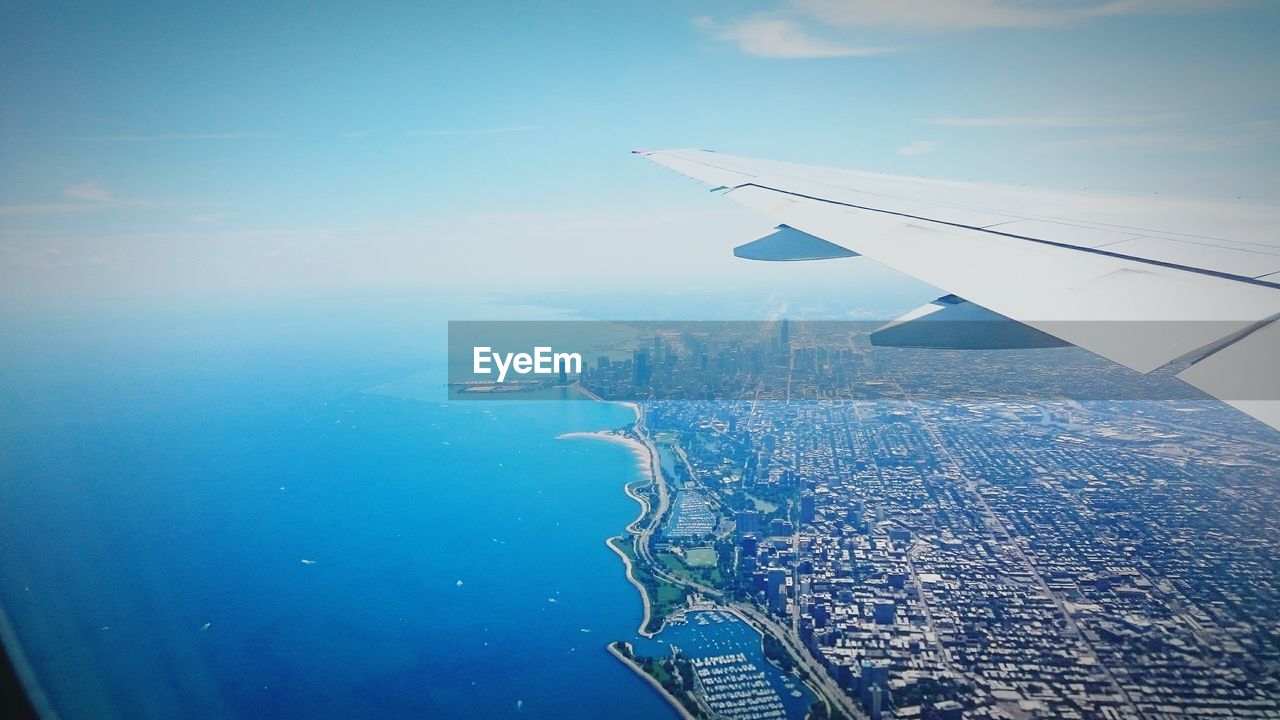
[0,287,859,719]
[0,294,687,719]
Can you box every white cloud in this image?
[924,113,1280,154]
[63,181,116,203]
[0,182,149,216]
[404,126,539,137]
[190,213,229,224]
[699,1,1240,58]
[81,132,286,142]
[924,113,1182,128]
[0,203,93,216]
[793,0,1240,31]
[896,140,938,157]
[342,130,370,139]
[1040,120,1280,153]
[695,15,893,59]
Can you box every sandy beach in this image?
[556,430,649,469]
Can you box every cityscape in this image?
[580,320,1280,720]
[5,2,1280,718]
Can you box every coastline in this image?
[560,387,858,718]
[606,643,697,720]
[606,536,655,638]
[555,428,661,634]
[556,430,649,467]
[559,395,694,719]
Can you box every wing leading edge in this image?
[637,148,1280,430]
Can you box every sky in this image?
[1,0,1278,307]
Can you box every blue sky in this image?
[2,0,1278,305]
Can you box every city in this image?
[584,320,1280,720]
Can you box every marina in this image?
[631,610,815,720]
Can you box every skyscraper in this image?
[873,599,897,625]
[767,567,787,612]
[633,350,650,386]
[800,493,816,523]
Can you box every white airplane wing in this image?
[637,149,1280,430]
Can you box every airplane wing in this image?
[636,148,1280,430]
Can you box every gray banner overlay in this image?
[447,320,1268,402]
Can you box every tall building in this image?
[860,660,891,713]
[868,684,883,720]
[766,567,787,612]
[632,349,650,386]
[873,599,897,625]
[735,510,761,537]
[780,318,789,347]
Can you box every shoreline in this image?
[560,396,692,717]
[606,536,655,638]
[606,643,697,720]
[562,393,847,720]
[556,427,661,633]
[556,430,649,466]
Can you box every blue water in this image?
[0,298,677,719]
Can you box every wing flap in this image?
[733,225,859,262]
[993,219,1143,248]
[1099,236,1280,279]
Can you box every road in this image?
[731,602,865,720]
[908,398,1141,717]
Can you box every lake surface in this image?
[0,298,678,719]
